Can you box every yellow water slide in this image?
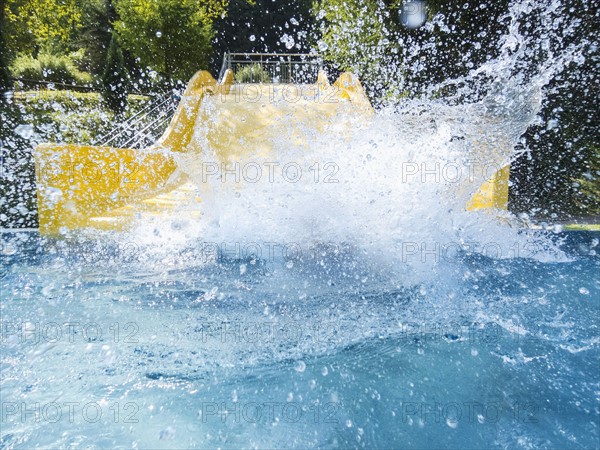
[34,56,508,235]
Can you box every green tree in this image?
[102,35,129,115]
[76,0,115,75]
[314,0,389,87]
[4,0,82,57]
[313,0,510,100]
[113,0,227,82]
[0,0,12,94]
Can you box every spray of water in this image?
[1,0,589,373]
[114,0,588,283]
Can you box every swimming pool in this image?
[2,1,598,445]
[1,230,598,448]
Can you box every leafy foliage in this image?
[0,1,11,93]
[235,63,271,83]
[4,0,82,56]
[574,146,600,216]
[113,0,227,81]
[314,0,511,100]
[10,52,93,84]
[76,0,115,75]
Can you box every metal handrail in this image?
[227,53,319,57]
[119,109,173,149]
[126,115,173,149]
[98,99,170,146]
[96,93,176,148]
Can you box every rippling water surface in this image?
[1,230,598,448]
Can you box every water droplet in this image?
[321,366,329,376]
[1,243,17,256]
[317,40,329,52]
[446,418,458,428]
[156,31,162,38]
[249,34,256,42]
[294,360,306,372]
[14,124,33,139]
[579,287,589,295]
[159,426,175,440]
[281,34,295,49]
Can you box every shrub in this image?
[10,52,93,85]
[235,64,271,83]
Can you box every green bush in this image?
[10,52,93,85]
[235,64,271,83]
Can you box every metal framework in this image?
[219,52,322,84]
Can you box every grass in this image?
[563,224,600,231]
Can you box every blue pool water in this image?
[1,230,598,448]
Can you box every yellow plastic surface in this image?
[34,70,218,234]
[34,70,373,234]
[34,68,509,235]
[466,164,510,211]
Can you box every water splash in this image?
[120,1,585,283]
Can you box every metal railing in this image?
[219,53,322,84]
[95,92,178,149]
[8,77,176,150]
